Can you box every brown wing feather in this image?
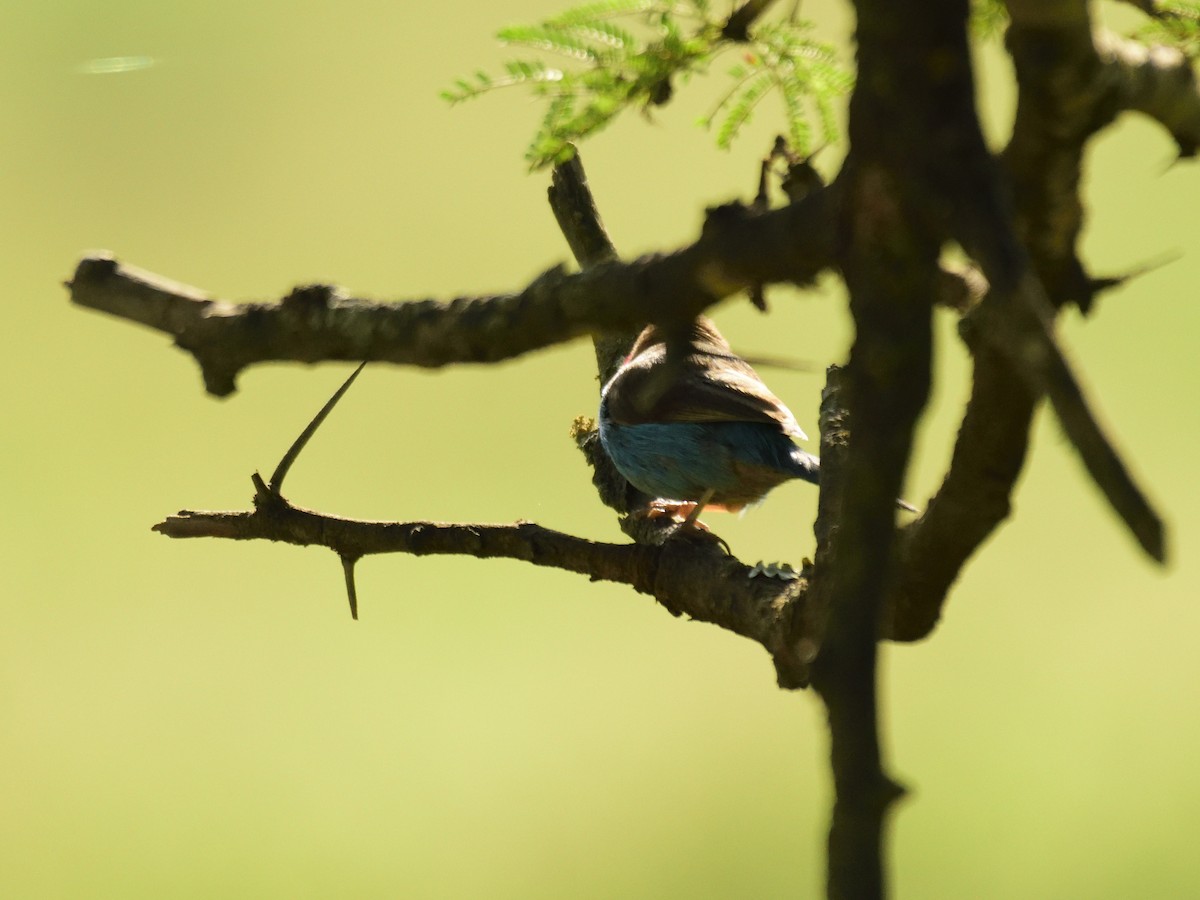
[603,321,806,439]
[652,355,806,437]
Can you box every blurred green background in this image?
[2,1,1198,897]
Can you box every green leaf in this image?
[444,1,851,164]
[549,0,660,27]
[714,70,773,149]
[498,24,602,60]
[1133,1,1200,58]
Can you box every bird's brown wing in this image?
[604,343,806,439]
[654,354,807,438]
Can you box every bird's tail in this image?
[786,446,821,486]
[792,447,919,513]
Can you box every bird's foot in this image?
[641,499,710,531]
[630,500,730,554]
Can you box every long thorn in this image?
[1089,250,1181,296]
[268,362,367,494]
[341,554,360,620]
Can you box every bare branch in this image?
[68,186,840,396]
[801,0,975,884]
[1002,17,1099,308]
[547,149,620,271]
[886,257,1166,642]
[547,153,655,537]
[547,151,634,387]
[153,486,809,660]
[960,4,1173,563]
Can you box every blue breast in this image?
[598,397,819,507]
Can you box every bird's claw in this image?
[642,499,709,530]
[630,500,731,553]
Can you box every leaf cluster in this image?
[1133,1,1200,58]
[441,0,851,169]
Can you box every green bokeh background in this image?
[2,2,1198,897]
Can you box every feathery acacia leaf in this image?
[549,0,660,26]
[699,21,849,154]
[714,69,773,149]
[443,0,851,167]
[1134,1,1200,57]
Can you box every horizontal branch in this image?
[68,186,840,396]
[154,482,811,668]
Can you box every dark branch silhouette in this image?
[68,184,841,397]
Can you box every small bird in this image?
[598,317,914,526]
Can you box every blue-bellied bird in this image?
[598,317,916,526]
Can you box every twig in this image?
[548,152,653,534]
[547,148,633,385]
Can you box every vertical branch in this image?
[809,164,929,899]
[548,150,636,383]
[807,1,977,895]
[547,152,653,526]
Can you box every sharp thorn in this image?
[268,361,367,494]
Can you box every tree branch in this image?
[68,186,840,396]
[1003,8,1198,312]
[982,4,1170,560]
[547,152,663,539]
[797,0,983,890]
[874,7,1175,640]
[547,151,634,387]
[136,149,837,677]
[1098,28,1200,157]
[153,480,812,664]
